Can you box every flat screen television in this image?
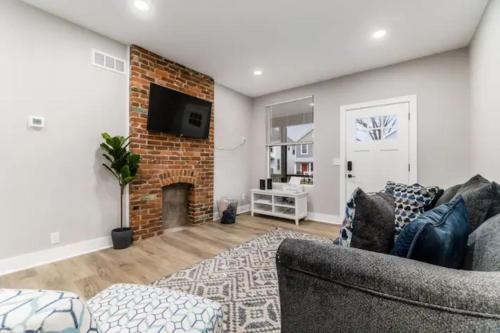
[147,83,212,139]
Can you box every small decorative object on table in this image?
[218,197,239,224]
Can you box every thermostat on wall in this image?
[28,116,45,128]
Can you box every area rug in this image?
[152,228,331,333]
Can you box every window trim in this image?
[265,95,314,108]
[265,95,315,185]
[266,143,315,185]
[301,144,308,155]
[265,95,314,145]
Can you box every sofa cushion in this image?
[486,181,500,220]
[452,175,493,231]
[385,181,441,236]
[349,189,396,253]
[435,184,462,206]
[391,196,470,268]
[466,214,500,271]
[0,289,97,332]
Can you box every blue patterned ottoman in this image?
[0,288,97,332]
[87,284,223,333]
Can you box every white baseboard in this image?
[213,204,250,221]
[307,212,342,225]
[0,236,112,277]
[238,204,250,214]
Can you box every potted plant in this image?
[100,133,141,249]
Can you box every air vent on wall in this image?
[92,49,127,74]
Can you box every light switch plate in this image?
[28,116,45,128]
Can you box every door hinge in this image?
[408,164,411,172]
[408,112,411,120]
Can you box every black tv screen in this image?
[147,83,212,139]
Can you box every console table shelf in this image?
[250,189,307,225]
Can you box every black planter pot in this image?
[111,227,133,250]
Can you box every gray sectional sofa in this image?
[277,179,500,332]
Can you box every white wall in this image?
[470,0,500,182]
[214,84,253,214]
[0,0,127,260]
[251,49,471,218]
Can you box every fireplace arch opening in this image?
[162,182,193,229]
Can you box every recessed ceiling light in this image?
[134,0,151,12]
[253,69,263,76]
[372,29,387,39]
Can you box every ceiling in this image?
[21,0,488,97]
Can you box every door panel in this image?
[345,102,410,199]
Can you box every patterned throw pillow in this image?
[385,181,441,236]
[339,191,357,247]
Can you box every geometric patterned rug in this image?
[152,228,331,333]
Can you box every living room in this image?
[1,0,499,332]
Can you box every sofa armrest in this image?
[277,238,500,332]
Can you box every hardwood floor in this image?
[0,214,339,299]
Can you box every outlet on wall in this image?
[50,232,60,245]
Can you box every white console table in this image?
[250,189,308,225]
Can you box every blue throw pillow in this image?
[390,196,470,268]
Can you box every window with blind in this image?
[266,96,314,185]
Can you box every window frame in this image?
[300,143,308,155]
[265,95,315,186]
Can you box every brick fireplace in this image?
[128,45,214,241]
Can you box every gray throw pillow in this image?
[486,182,500,220]
[435,184,462,206]
[466,214,500,271]
[350,189,395,253]
[452,175,494,231]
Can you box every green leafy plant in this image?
[100,133,141,230]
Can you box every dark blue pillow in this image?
[390,196,470,268]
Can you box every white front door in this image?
[344,99,414,201]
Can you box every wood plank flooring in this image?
[0,214,339,299]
